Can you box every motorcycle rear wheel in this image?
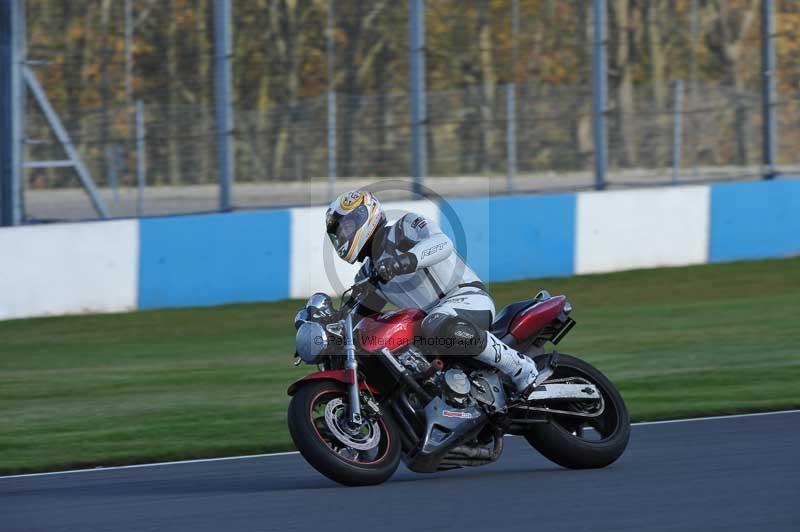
[287,380,401,486]
[524,353,630,469]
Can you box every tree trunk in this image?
[196,0,211,182]
[99,0,114,186]
[647,0,667,166]
[708,0,758,166]
[375,45,390,176]
[614,0,637,167]
[338,10,366,178]
[575,0,594,169]
[477,0,496,172]
[166,0,180,185]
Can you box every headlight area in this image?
[296,321,329,364]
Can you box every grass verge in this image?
[1,257,799,474]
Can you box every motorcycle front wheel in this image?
[287,380,401,486]
[524,353,630,469]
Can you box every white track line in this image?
[632,409,800,426]
[0,451,300,480]
[3,409,798,480]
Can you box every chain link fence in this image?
[17,0,800,221]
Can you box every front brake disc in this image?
[324,398,381,451]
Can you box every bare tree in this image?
[612,0,637,166]
[706,0,759,165]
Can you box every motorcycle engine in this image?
[395,345,431,375]
[394,348,494,411]
[442,368,471,407]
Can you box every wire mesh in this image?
[17,0,800,221]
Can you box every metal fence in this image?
[2,0,798,223]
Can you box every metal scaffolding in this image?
[0,0,789,224]
[1,0,110,225]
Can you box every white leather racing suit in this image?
[356,212,495,329]
[355,212,538,392]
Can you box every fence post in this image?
[591,0,608,191]
[136,100,146,217]
[327,90,336,200]
[409,0,426,196]
[214,0,234,211]
[326,0,336,201]
[506,0,519,194]
[761,0,777,180]
[124,0,133,119]
[506,83,517,193]
[671,80,683,184]
[105,145,120,203]
[0,0,24,226]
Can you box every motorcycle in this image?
[287,269,630,486]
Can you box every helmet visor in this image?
[326,204,370,257]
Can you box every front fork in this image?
[342,312,363,426]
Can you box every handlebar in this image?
[339,265,379,316]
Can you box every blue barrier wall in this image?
[442,194,576,282]
[139,210,291,309]
[4,177,798,320]
[709,179,800,263]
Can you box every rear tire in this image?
[288,380,401,486]
[525,353,630,469]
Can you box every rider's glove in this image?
[375,252,418,282]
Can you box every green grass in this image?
[1,257,799,474]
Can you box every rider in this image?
[325,190,540,395]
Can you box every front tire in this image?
[525,353,630,469]
[287,380,401,486]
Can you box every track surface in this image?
[3,412,799,532]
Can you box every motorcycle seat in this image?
[490,291,552,338]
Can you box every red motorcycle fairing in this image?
[355,308,426,353]
[509,295,567,340]
[287,370,381,396]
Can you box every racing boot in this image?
[475,332,539,394]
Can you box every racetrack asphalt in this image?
[2,411,798,532]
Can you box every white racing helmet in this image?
[325,190,386,263]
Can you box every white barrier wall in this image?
[0,221,139,320]
[575,186,710,274]
[289,200,441,299]
[2,179,794,322]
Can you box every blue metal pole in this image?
[591,0,608,191]
[506,83,517,192]
[761,0,777,180]
[507,0,519,194]
[25,67,109,218]
[0,0,23,226]
[136,99,146,217]
[214,0,234,211]
[409,0,426,196]
[327,90,336,200]
[0,0,11,226]
[326,0,336,201]
[672,80,683,184]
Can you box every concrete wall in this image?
[441,194,576,282]
[709,179,800,263]
[0,178,797,320]
[0,220,138,320]
[138,210,291,309]
[575,186,710,274]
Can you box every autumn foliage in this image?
[23,0,800,188]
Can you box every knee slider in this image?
[420,312,486,356]
[449,318,486,356]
